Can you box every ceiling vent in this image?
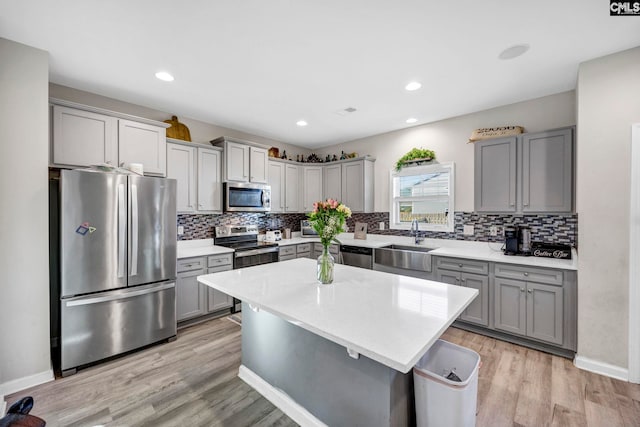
[335,107,357,116]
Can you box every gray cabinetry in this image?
[494,263,566,346]
[474,127,574,213]
[296,243,312,258]
[521,128,573,213]
[206,253,233,313]
[435,257,489,327]
[177,254,232,322]
[176,258,207,321]
[313,243,340,260]
[279,245,296,261]
[474,136,517,212]
[50,100,168,175]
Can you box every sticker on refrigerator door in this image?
[76,222,97,235]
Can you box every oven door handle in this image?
[235,247,280,258]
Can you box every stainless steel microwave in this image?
[301,220,318,237]
[224,182,271,212]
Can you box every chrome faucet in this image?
[411,219,424,244]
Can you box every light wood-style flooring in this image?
[6,317,640,426]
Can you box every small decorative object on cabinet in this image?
[307,199,352,284]
[268,146,279,158]
[468,125,524,143]
[395,148,436,171]
[164,115,191,141]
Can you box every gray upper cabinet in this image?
[474,127,574,213]
[51,100,169,176]
[474,136,517,212]
[520,128,573,213]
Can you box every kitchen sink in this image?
[374,244,436,272]
[379,244,434,253]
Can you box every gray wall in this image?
[315,91,576,212]
[0,39,52,394]
[576,46,640,369]
[49,84,311,158]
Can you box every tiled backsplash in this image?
[178,212,308,240]
[178,211,578,246]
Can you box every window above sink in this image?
[389,162,455,232]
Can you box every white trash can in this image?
[413,339,481,427]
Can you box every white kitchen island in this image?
[198,258,478,427]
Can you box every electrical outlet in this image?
[490,226,498,236]
[177,225,184,235]
[463,224,474,236]
[379,222,385,230]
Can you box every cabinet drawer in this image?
[296,252,311,258]
[207,253,233,268]
[495,263,563,285]
[280,246,296,256]
[296,243,311,253]
[279,254,296,261]
[177,257,205,273]
[207,265,232,274]
[329,244,340,255]
[435,257,489,275]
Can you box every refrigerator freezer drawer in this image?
[61,281,176,373]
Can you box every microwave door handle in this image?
[261,190,265,206]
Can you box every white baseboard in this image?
[0,369,54,398]
[574,355,629,381]
[238,365,327,427]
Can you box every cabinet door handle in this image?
[527,289,532,294]
[460,279,466,283]
[524,272,529,276]
[520,288,525,292]
[510,203,515,206]
[455,278,460,283]
[458,263,463,268]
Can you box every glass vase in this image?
[317,245,335,284]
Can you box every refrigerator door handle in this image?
[130,184,139,277]
[117,183,126,279]
[65,282,175,307]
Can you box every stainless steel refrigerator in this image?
[57,169,177,376]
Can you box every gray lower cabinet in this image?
[177,264,207,321]
[435,257,489,327]
[279,245,296,261]
[296,243,312,259]
[279,243,314,260]
[313,243,340,260]
[177,254,232,322]
[435,256,576,354]
[494,263,568,347]
[206,254,233,313]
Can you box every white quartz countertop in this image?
[198,258,478,373]
[179,233,577,270]
[177,239,234,259]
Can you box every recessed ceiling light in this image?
[405,82,422,91]
[296,120,308,127]
[155,71,174,82]
[406,118,418,124]
[498,44,530,60]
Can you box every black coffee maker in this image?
[504,227,518,255]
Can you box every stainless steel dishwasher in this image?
[340,245,373,269]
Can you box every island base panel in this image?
[241,303,415,427]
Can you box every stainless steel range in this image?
[214,225,279,311]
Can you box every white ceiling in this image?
[2,1,639,149]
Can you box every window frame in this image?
[389,162,455,232]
